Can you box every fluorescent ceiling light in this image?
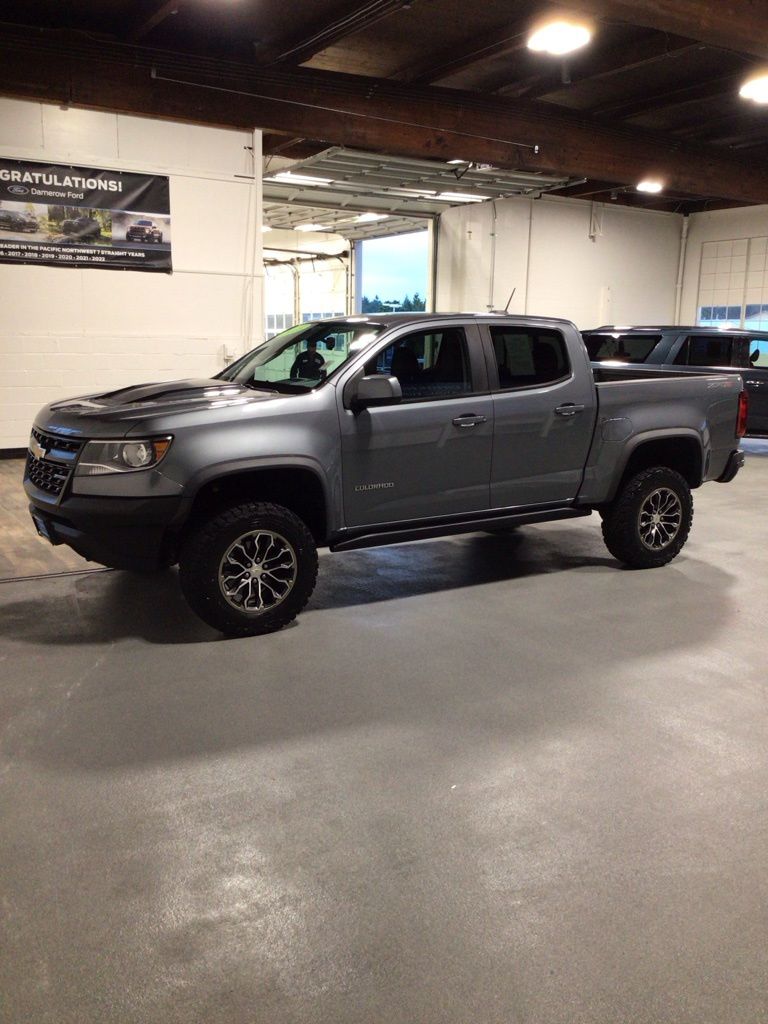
[636,179,663,194]
[436,192,490,203]
[295,223,326,232]
[447,159,469,165]
[739,72,768,103]
[264,172,333,186]
[527,19,592,56]
[355,212,389,222]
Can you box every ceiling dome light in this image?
[527,19,593,56]
[636,179,663,194]
[295,223,326,232]
[739,72,768,104]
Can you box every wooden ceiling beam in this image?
[126,0,188,44]
[392,20,530,84]
[0,27,766,204]
[591,72,744,120]
[497,32,695,100]
[262,0,408,66]
[567,0,768,61]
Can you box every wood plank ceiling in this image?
[0,0,767,210]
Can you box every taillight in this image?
[736,389,749,438]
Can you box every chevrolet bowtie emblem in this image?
[30,436,47,460]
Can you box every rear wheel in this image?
[601,466,693,568]
[179,502,318,636]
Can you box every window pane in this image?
[748,338,768,367]
[489,327,570,387]
[365,328,472,400]
[686,335,734,366]
[583,332,661,363]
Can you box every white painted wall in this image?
[436,195,682,328]
[0,98,263,448]
[679,205,768,324]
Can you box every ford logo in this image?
[8,185,29,195]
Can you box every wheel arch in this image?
[181,460,332,545]
[609,431,704,502]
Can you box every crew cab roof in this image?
[312,312,579,330]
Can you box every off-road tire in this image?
[601,466,693,569]
[179,502,318,636]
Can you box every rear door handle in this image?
[452,414,487,428]
[554,403,585,417]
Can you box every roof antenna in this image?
[490,288,516,315]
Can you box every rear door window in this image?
[583,333,661,362]
[675,335,736,367]
[489,327,570,388]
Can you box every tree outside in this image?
[361,292,426,313]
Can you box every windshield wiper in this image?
[242,382,280,393]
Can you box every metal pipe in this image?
[674,215,690,325]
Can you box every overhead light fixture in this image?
[527,18,593,56]
[261,224,273,232]
[355,212,389,222]
[739,72,768,104]
[295,223,326,232]
[264,172,333,186]
[636,179,663,194]
[436,192,490,203]
[447,159,469,165]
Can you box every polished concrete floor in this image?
[1,444,767,1023]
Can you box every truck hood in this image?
[36,378,282,438]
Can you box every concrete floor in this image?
[1,444,767,1023]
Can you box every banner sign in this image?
[0,158,172,272]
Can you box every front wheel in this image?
[179,502,318,636]
[601,466,693,569]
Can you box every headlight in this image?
[75,437,172,476]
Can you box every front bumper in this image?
[716,449,745,483]
[28,491,185,571]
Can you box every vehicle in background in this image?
[583,325,768,436]
[0,209,38,232]
[61,215,102,241]
[25,314,746,637]
[126,219,163,243]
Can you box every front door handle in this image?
[452,414,487,428]
[554,403,585,417]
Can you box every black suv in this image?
[0,209,38,232]
[584,325,768,436]
[126,219,163,243]
[61,216,102,241]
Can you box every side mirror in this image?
[349,374,402,410]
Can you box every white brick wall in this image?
[0,99,264,448]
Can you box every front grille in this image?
[26,429,85,500]
[26,452,71,496]
[30,427,83,455]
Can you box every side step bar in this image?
[330,506,591,553]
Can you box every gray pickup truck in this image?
[25,313,747,636]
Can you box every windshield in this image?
[218,320,383,392]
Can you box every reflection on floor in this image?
[0,459,89,578]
